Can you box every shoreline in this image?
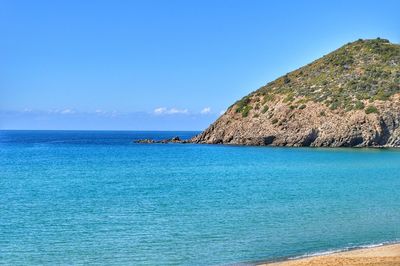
[257,243,400,266]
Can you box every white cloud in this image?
[153,107,189,115]
[60,109,75,114]
[92,109,119,117]
[200,107,211,114]
[168,108,188,114]
[154,107,168,115]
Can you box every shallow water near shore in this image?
[2,130,400,265]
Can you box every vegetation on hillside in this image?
[233,38,400,116]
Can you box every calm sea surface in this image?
[1,130,400,265]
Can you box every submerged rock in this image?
[134,139,156,144]
[134,136,187,144]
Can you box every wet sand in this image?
[259,244,400,266]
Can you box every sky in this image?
[0,0,399,130]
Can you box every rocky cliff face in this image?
[192,39,400,147]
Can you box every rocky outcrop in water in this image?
[134,136,187,144]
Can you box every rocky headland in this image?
[192,38,400,147]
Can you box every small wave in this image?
[291,249,342,259]
[289,240,400,261]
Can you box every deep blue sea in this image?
[1,130,400,265]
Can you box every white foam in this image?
[289,240,400,261]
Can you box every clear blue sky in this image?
[1,0,399,130]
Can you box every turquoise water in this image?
[1,130,400,265]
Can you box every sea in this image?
[1,130,400,265]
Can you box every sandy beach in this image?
[260,244,400,266]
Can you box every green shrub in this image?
[354,101,365,110]
[262,105,269,113]
[345,105,353,112]
[263,94,275,103]
[283,93,294,103]
[365,105,379,114]
[283,75,291,84]
[298,104,306,109]
[235,96,250,113]
[330,101,340,110]
[271,118,279,124]
[241,106,252,117]
[374,89,390,101]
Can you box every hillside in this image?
[192,38,400,147]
